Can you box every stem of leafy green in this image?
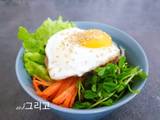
[124,69,142,85]
[77,80,85,101]
[89,91,116,108]
[127,84,140,94]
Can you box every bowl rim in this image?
[15,21,149,114]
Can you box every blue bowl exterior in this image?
[15,22,149,120]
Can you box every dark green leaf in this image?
[98,91,102,98]
[103,82,117,92]
[100,99,113,106]
[116,83,126,92]
[84,90,97,100]
[101,90,110,98]
[105,64,117,73]
[73,102,91,109]
[95,67,106,76]
[91,84,97,92]
[91,75,98,84]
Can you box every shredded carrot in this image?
[69,86,77,107]
[52,78,78,108]
[40,81,63,99]
[33,75,53,86]
[33,79,42,95]
[62,93,72,107]
[32,76,79,108]
[52,84,75,105]
[32,76,53,96]
[55,77,77,97]
[63,85,77,108]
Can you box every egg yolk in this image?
[80,29,112,48]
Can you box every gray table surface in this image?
[0,0,160,120]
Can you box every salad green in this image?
[17,17,75,80]
[74,56,147,109]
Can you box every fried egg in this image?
[45,28,120,80]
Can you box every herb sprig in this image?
[74,56,147,109]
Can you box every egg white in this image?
[45,28,120,80]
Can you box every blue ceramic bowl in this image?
[16,22,149,120]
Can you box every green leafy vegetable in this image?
[84,90,97,100]
[91,84,97,92]
[74,56,147,109]
[77,80,85,101]
[73,102,91,109]
[24,60,50,80]
[24,52,45,65]
[100,99,113,106]
[18,17,75,80]
[102,82,117,92]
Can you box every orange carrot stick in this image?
[33,79,43,95]
[40,81,63,99]
[55,77,76,97]
[33,75,52,86]
[33,75,79,108]
[69,87,78,107]
[63,85,77,108]
[62,94,72,107]
[52,84,75,105]
[32,76,53,95]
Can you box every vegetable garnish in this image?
[73,56,147,109]
[33,76,79,108]
[32,76,52,95]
